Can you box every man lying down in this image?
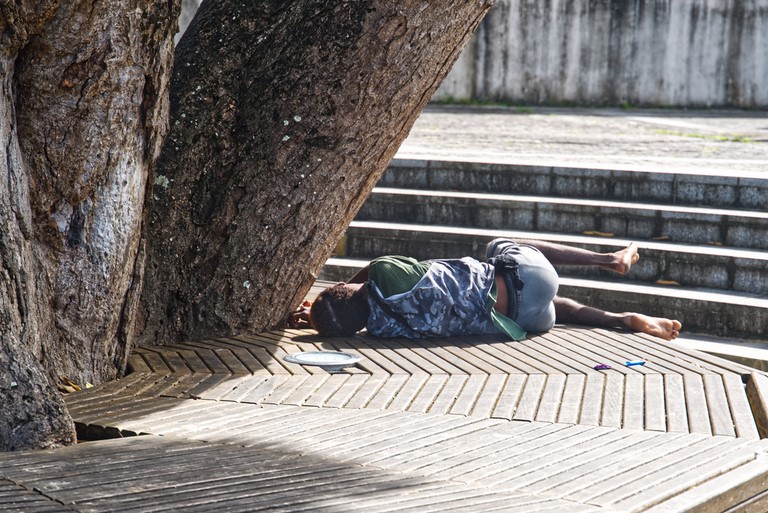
[289,238,682,342]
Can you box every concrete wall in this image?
[435,0,768,108]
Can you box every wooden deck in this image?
[3,283,768,512]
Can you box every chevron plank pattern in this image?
[74,323,760,439]
[4,281,768,511]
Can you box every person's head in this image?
[309,283,369,336]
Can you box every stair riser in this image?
[343,228,768,294]
[359,194,768,250]
[383,160,768,210]
[558,285,767,340]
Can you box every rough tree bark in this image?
[0,1,178,450]
[138,0,496,345]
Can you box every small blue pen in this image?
[625,360,646,367]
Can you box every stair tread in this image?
[348,220,768,261]
[371,187,768,220]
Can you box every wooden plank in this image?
[360,417,499,468]
[323,374,375,409]
[642,456,768,513]
[407,375,450,413]
[302,373,351,407]
[367,340,442,375]
[522,431,682,496]
[430,375,469,414]
[499,429,660,491]
[746,372,768,439]
[133,349,174,374]
[126,352,152,374]
[607,439,756,511]
[644,374,667,432]
[395,421,548,475]
[215,376,271,403]
[236,375,289,404]
[470,341,542,374]
[551,328,652,375]
[684,373,713,435]
[416,340,486,374]
[227,338,293,375]
[622,373,645,430]
[365,374,410,410]
[387,374,430,411]
[440,425,612,485]
[493,341,568,375]
[483,341,560,374]
[578,373,604,426]
[221,345,272,375]
[631,331,760,375]
[535,374,566,423]
[280,375,330,406]
[587,435,735,507]
[442,423,582,482]
[494,374,528,420]
[534,331,632,375]
[723,372,760,440]
[326,415,467,463]
[664,374,689,433]
[392,340,466,374]
[469,374,508,418]
[288,410,401,448]
[443,339,512,373]
[559,432,698,502]
[259,375,311,404]
[513,337,585,374]
[450,374,489,416]
[557,374,585,425]
[703,373,737,437]
[64,372,151,407]
[589,329,703,376]
[600,373,624,428]
[323,339,392,375]
[513,374,546,422]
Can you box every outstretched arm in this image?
[489,239,639,274]
[553,296,681,340]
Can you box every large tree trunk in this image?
[0,0,494,450]
[138,0,496,345]
[0,1,179,450]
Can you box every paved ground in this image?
[399,105,768,175]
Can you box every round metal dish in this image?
[283,351,361,372]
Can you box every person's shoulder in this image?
[370,255,419,269]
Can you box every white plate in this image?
[283,351,361,372]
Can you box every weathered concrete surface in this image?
[436,0,768,108]
[398,105,768,174]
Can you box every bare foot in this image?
[607,242,640,274]
[623,313,682,340]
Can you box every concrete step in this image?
[382,159,768,210]
[340,221,768,295]
[320,256,768,341]
[359,187,768,250]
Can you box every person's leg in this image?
[486,238,639,275]
[553,296,682,340]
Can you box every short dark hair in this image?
[310,284,369,336]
